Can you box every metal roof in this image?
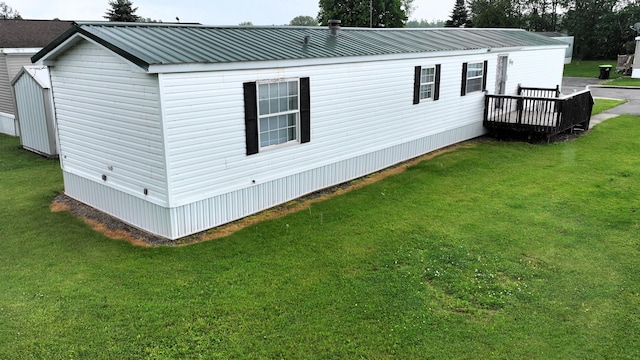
[33,22,566,70]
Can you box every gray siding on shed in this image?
[13,68,57,156]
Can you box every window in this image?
[420,67,435,100]
[460,61,488,96]
[243,78,310,155]
[413,64,441,104]
[258,81,299,147]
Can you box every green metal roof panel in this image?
[34,22,566,69]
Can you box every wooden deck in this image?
[484,86,594,140]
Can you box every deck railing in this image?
[484,88,593,137]
[517,84,561,98]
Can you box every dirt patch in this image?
[48,137,489,247]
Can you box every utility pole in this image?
[370,0,373,27]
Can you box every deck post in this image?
[516,97,524,124]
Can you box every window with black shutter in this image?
[461,61,488,96]
[244,77,310,155]
[413,64,441,104]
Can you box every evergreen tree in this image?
[104,0,140,22]
[445,0,469,27]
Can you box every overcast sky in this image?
[17,0,455,25]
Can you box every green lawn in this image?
[564,60,623,79]
[604,77,640,87]
[592,99,626,115]
[1,107,639,358]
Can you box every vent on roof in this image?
[303,35,311,45]
[329,19,341,36]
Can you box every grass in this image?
[604,77,640,87]
[564,59,623,79]
[592,98,626,115]
[2,106,640,358]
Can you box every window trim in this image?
[413,64,441,104]
[256,79,300,150]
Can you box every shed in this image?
[11,66,57,157]
[537,32,574,64]
[0,19,72,136]
[34,22,568,240]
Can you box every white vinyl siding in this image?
[50,39,565,239]
[160,53,505,207]
[50,40,168,205]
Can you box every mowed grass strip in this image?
[1,111,639,358]
[592,99,626,115]
[564,59,623,79]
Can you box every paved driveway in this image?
[562,77,640,116]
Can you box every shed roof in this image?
[0,19,73,48]
[34,22,566,71]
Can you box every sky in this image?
[17,0,455,25]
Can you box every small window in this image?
[466,62,484,93]
[420,67,436,100]
[413,65,441,104]
[258,80,299,148]
[461,61,488,96]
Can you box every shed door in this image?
[495,55,508,95]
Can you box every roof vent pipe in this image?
[328,19,341,36]
[303,35,311,45]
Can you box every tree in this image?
[289,15,319,26]
[238,21,253,26]
[401,0,416,18]
[104,0,140,22]
[518,0,561,32]
[318,0,408,28]
[561,0,630,59]
[467,0,521,28]
[406,19,446,27]
[0,2,21,19]
[445,0,470,27]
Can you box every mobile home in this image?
[34,22,567,240]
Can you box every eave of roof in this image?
[33,22,568,73]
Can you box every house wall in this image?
[0,54,12,114]
[0,53,33,115]
[56,42,565,240]
[13,72,57,156]
[0,54,17,135]
[49,40,169,206]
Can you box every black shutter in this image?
[300,77,311,143]
[413,66,421,104]
[482,60,488,91]
[434,64,441,101]
[461,62,468,96]
[243,82,259,155]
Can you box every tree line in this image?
[449,0,640,60]
[4,0,638,60]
